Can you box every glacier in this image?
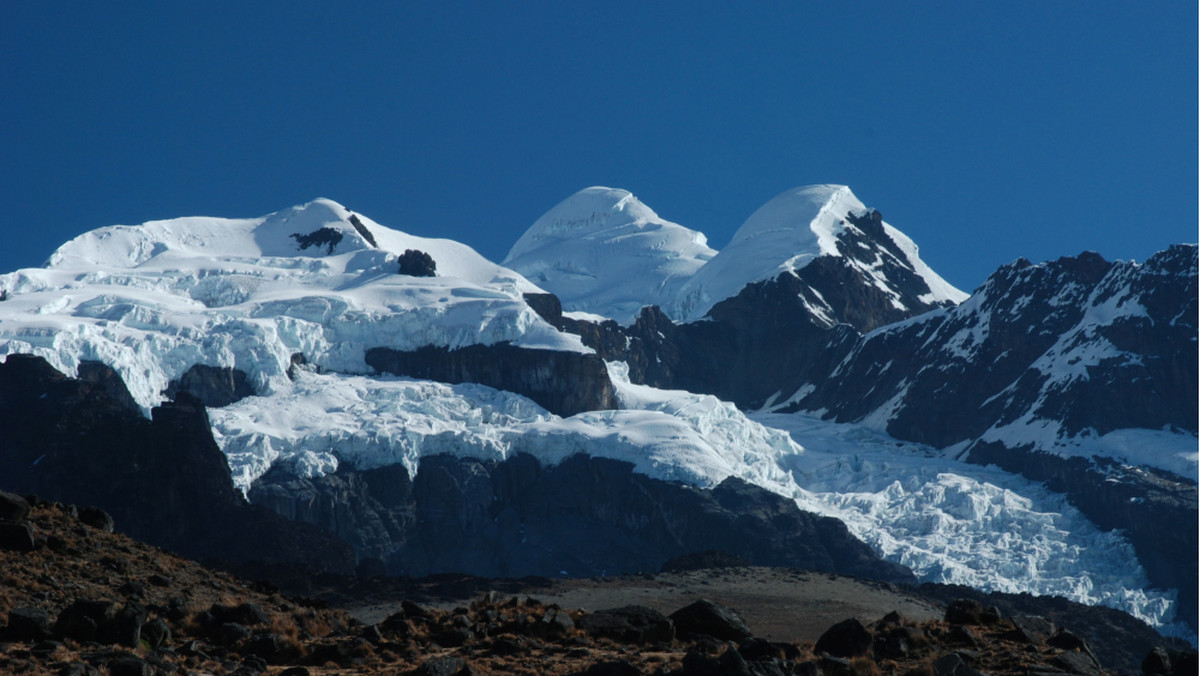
[207,360,1183,634]
[0,194,1190,639]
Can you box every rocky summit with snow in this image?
[0,186,1195,651]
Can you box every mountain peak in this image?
[505,187,715,324]
[669,185,966,324]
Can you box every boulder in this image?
[0,490,30,523]
[813,618,872,658]
[669,599,753,642]
[4,607,52,641]
[54,599,117,642]
[0,521,36,552]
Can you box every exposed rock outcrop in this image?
[365,343,617,417]
[250,453,914,585]
[164,363,256,407]
[0,354,354,574]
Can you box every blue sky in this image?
[2,2,1195,292]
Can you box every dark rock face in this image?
[290,227,343,255]
[397,249,437,277]
[794,246,1198,446]
[249,463,414,565]
[250,453,914,584]
[347,214,378,248]
[0,355,354,574]
[164,364,256,408]
[558,286,861,411]
[365,343,617,417]
[523,292,564,327]
[532,208,959,411]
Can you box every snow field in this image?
[0,199,584,414]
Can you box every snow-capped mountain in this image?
[510,184,965,328]
[789,245,1198,473]
[504,187,715,324]
[0,192,1194,640]
[0,198,581,414]
[669,184,966,325]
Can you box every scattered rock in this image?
[414,655,469,676]
[211,602,271,626]
[579,605,674,644]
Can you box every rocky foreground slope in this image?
[2,494,1194,676]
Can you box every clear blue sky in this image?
[2,2,1195,292]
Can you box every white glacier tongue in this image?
[504,187,716,324]
[0,199,584,413]
[207,359,1180,635]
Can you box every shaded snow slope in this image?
[205,359,1182,634]
[0,199,583,413]
[505,187,715,324]
[669,185,967,323]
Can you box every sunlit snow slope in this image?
[0,199,582,413]
[504,187,716,324]
[669,185,967,322]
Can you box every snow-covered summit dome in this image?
[0,199,580,414]
[505,187,715,324]
[47,198,375,269]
